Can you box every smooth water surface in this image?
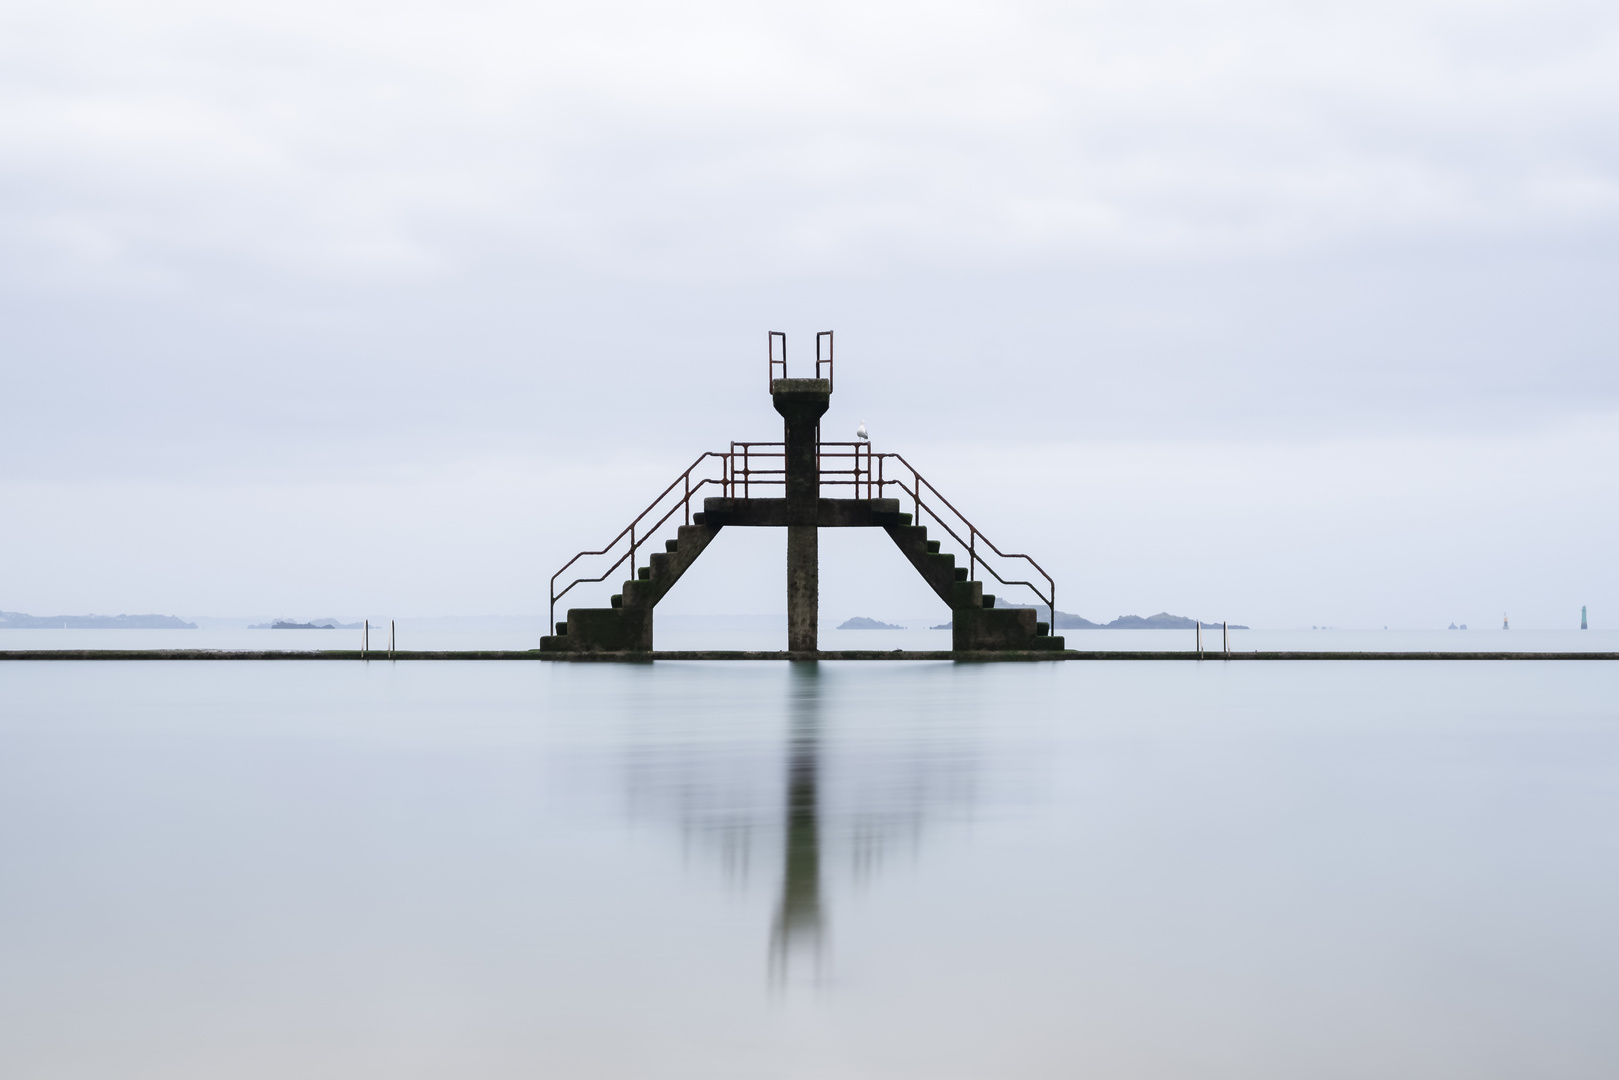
[2,660,1617,1078]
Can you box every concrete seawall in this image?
[3,650,1617,662]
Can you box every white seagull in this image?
[856,420,869,441]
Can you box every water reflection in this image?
[625,662,979,984]
[771,664,825,980]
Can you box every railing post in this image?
[969,529,975,581]
[684,472,690,526]
[630,522,635,581]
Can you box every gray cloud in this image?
[0,0,1615,623]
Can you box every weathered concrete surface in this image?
[701,497,904,528]
[950,606,1065,651]
[787,524,817,652]
[541,521,724,653]
[543,606,651,652]
[6,650,1617,661]
[621,522,722,608]
[773,379,830,653]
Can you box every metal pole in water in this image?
[390,619,395,660]
[1196,620,1202,659]
[363,619,369,658]
[1223,620,1229,656]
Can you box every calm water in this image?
[3,660,1617,1078]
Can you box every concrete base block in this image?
[952,606,1053,651]
[545,607,653,652]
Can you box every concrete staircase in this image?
[540,521,722,652]
[541,501,1063,653]
[882,519,1064,652]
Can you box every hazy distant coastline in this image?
[838,616,905,630]
[931,608,1250,631]
[0,611,196,629]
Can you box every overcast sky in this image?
[2,0,1616,628]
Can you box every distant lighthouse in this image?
[1502,612,1509,630]
[1582,605,1588,630]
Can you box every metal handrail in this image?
[549,450,729,632]
[816,331,833,390]
[548,441,1056,632]
[817,445,1057,622]
[768,331,786,387]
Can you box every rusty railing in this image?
[818,444,1055,621]
[549,440,1055,632]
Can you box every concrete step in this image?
[544,606,652,652]
[952,606,1048,651]
[610,521,725,612]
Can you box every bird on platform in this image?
[856,421,868,441]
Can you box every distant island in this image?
[933,608,1248,631]
[248,617,364,629]
[837,616,904,630]
[0,611,196,629]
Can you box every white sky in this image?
[1,0,1616,627]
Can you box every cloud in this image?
[2,0,1616,286]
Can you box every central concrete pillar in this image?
[787,525,817,652]
[772,378,831,653]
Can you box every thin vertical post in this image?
[1196,620,1202,659]
[389,619,395,660]
[684,472,690,526]
[969,529,975,581]
[630,523,635,580]
[1223,620,1229,656]
[363,619,369,658]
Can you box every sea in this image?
[3,638,1617,1077]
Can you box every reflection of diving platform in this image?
[541,333,1064,656]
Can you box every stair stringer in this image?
[540,522,723,652]
[883,523,1064,652]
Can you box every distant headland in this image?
[934,608,1248,631]
[0,611,197,629]
[837,616,905,630]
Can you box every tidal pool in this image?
[2,659,1616,1078]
